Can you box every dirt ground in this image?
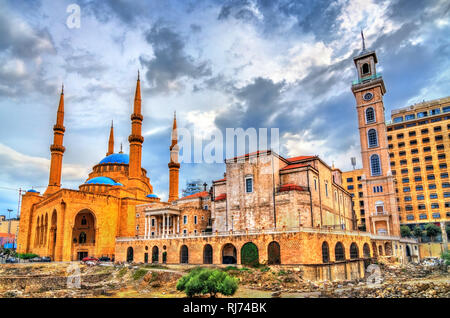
[0,261,448,298]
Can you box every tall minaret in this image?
[106,120,114,156]
[44,85,66,196]
[128,71,144,179]
[168,111,180,202]
[351,33,400,237]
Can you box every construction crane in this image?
[0,186,46,219]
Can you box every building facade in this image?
[16,74,176,261]
[387,97,450,230]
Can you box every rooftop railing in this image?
[352,73,382,85]
[116,225,417,243]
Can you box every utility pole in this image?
[7,209,13,234]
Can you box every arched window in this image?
[335,242,345,261]
[180,245,189,264]
[322,242,330,263]
[363,243,371,258]
[203,244,213,264]
[81,216,87,225]
[350,243,359,259]
[267,241,281,265]
[368,129,378,148]
[370,154,381,176]
[366,107,375,123]
[79,232,87,244]
[362,63,370,75]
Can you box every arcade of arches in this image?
[116,231,417,280]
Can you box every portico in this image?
[143,207,181,238]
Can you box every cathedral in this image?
[17,73,180,261]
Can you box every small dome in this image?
[27,189,39,193]
[85,176,123,186]
[99,153,129,164]
[146,193,158,198]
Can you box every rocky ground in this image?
[0,261,448,298]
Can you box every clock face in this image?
[363,92,373,101]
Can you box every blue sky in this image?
[0,0,449,218]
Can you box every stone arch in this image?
[222,243,237,264]
[350,242,359,259]
[180,245,189,264]
[384,242,392,256]
[49,210,57,260]
[44,213,48,246]
[40,216,44,246]
[72,209,96,245]
[322,241,330,263]
[240,242,259,267]
[152,246,159,263]
[203,244,213,264]
[267,241,281,265]
[363,243,371,258]
[126,247,134,262]
[35,216,40,247]
[371,242,378,257]
[335,242,345,261]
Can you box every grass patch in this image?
[132,268,149,281]
[259,266,270,272]
[143,264,167,270]
[117,267,128,278]
[223,266,238,272]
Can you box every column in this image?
[144,216,147,239]
[177,216,180,234]
[173,216,176,236]
[162,213,166,238]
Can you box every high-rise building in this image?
[386,97,450,229]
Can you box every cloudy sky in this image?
[0,0,449,218]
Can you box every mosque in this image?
[16,73,180,261]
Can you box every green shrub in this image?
[425,223,441,241]
[441,251,450,266]
[400,225,411,238]
[17,253,39,260]
[259,266,270,272]
[132,268,149,280]
[176,268,238,297]
[412,226,423,240]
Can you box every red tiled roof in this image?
[0,233,15,238]
[213,178,226,183]
[286,155,315,162]
[179,191,209,200]
[214,193,227,201]
[280,163,309,171]
[278,184,306,192]
[229,150,271,160]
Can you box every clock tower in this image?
[351,33,400,237]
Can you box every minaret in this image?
[128,71,144,179]
[106,120,114,156]
[351,33,400,237]
[168,111,180,202]
[44,85,66,196]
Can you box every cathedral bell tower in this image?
[351,32,400,237]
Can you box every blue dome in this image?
[27,189,39,193]
[85,176,123,186]
[146,193,158,198]
[99,153,129,164]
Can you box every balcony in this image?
[371,211,390,217]
[352,73,382,85]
